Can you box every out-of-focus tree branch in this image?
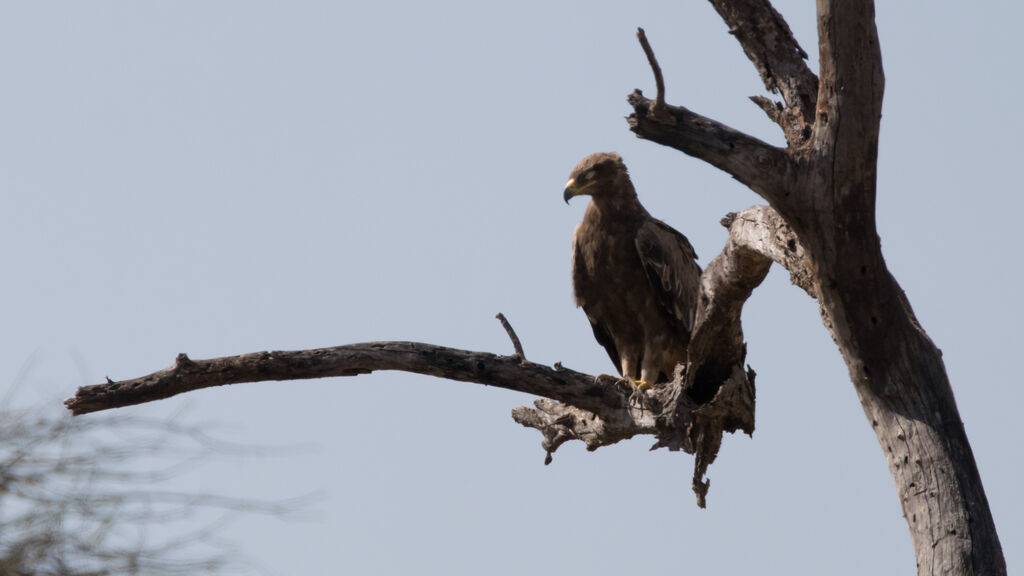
[0,401,305,575]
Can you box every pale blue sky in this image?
[2,1,1020,574]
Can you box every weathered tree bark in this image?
[628,0,1004,573]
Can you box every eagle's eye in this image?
[581,170,596,181]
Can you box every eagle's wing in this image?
[572,225,622,374]
[635,218,702,338]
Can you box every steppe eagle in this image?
[563,152,701,389]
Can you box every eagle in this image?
[563,152,701,389]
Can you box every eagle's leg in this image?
[620,356,654,413]
[620,357,647,390]
[641,347,666,391]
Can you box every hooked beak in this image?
[563,178,578,204]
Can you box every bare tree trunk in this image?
[629,0,1005,573]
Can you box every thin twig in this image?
[495,313,525,361]
[637,27,675,125]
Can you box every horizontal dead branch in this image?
[65,343,628,417]
[65,206,812,506]
[627,90,793,204]
[65,343,667,470]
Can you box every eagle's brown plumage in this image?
[563,152,701,387]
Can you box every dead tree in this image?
[64,1,1005,574]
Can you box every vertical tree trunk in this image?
[804,2,1004,572]
[631,0,1006,572]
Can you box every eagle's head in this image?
[563,152,631,204]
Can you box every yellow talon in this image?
[635,379,651,391]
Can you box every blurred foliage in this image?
[0,400,304,575]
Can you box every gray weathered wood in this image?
[66,343,625,417]
[628,0,1005,572]
[707,0,818,146]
